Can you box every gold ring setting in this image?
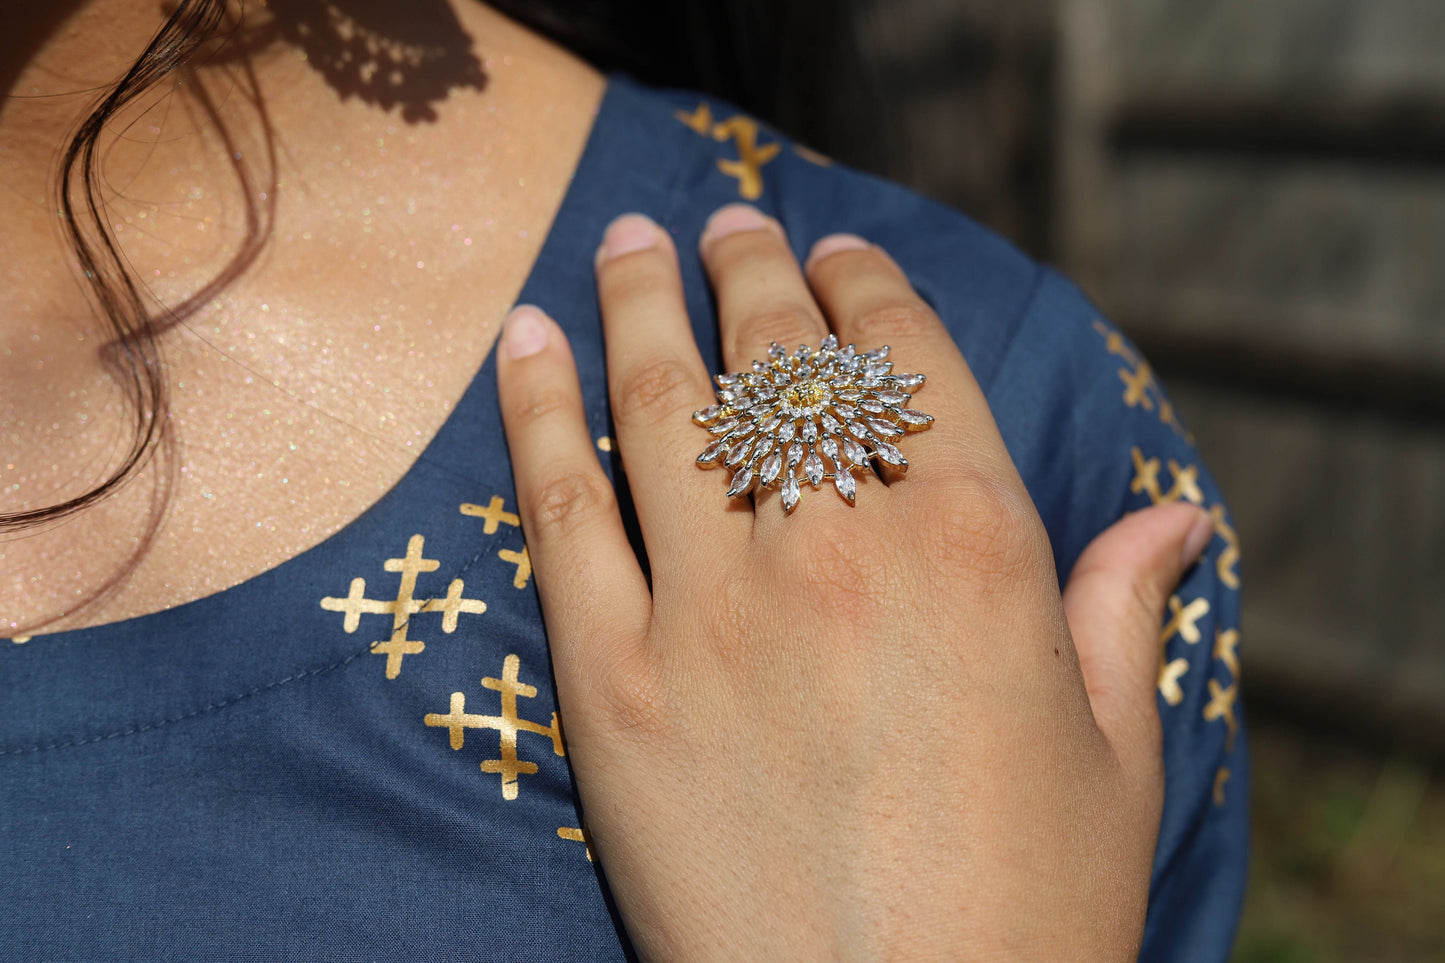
[693,335,934,513]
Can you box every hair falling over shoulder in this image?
[1,0,236,534]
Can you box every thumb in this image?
[1063,501,1215,769]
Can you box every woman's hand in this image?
[496,204,1215,961]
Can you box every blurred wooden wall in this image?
[828,0,1445,753]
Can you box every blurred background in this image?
[529,0,1445,958]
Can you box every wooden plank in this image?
[1167,379,1445,750]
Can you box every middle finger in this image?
[700,204,831,372]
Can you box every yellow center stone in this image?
[784,379,827,407]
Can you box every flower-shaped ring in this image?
[693,334,934,513]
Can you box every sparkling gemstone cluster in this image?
[693,335,933,512]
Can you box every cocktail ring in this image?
[693,334,934,513]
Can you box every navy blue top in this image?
[1,76,1247,961]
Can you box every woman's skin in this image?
[2,0,1215,957]
[1,0,602,631]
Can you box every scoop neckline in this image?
[9,74,631,644]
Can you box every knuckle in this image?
[729,305,822,359]
[508,385,575,426]
[527,470,616,541]
[611,356,700,427]
[926,472,1050,583]
[590,658,669,739]
[599,254,668,305]
[850,300,934,345]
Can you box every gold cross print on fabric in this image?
[558,826,595,861]
[1129,447,1241,591]
[1203,678,1240,753]
[320,535,486,679]
[675,102,781,200]
[459,495,533,590]
[1093,320,1191,440]
[1213,767,1231,807]
[423,654,565,800]
[1157,594,1210,707]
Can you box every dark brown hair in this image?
[1,0,233,533]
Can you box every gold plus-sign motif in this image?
[1213,628,1240,679]
[674,102,714,136]
[1210,504,1241,590]
[1130,448,1204,505]
[1157,594,1209,706]
[459,495,531,590]
[675,102,781,201]
[558,826,595,861]
[423,654,564,800]
[1093,320,1190,439]
[459,495,521,535]
[1213,766,1231,806]
[1127,446,1241,590]
[1203,678,1240,752]
[498,546,531,590]
[712,116,781,201]
[320,535,486,679]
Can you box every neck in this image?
[0,0,604,632]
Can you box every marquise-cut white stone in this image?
[727,466,755,497]
[867,418,903,438]
[847,420,871,440]
[895,373,925,388]
[752,435,775,459]
[768,343,787,360]
[822,334,839,351]
[709,417,739,435]
[694,404,722,424]
[865,346,890,361]
[874,441,906,467]
[821,412,842,434]
[820,436,840,464]
[780,476,800,512]
[804,451,824,486]
[778,421,796,443]
[802,420,818,444]
[858,398,886,414]
[787,441,804,468]
[726,439,753,466]
[877,390,908,406]
[760,450,783,485]
[834,466,856,503]
[697,440,726,464]
[898,408,933,426]
[842,436,868,467]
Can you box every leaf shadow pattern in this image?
[236,0,487,123]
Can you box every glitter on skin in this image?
[0,2,605,631]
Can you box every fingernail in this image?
[700,203,776,246]
[1181,510,1215,569]
[806,233,870,268]
[502,305,550,360]
[597,214,660,264]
